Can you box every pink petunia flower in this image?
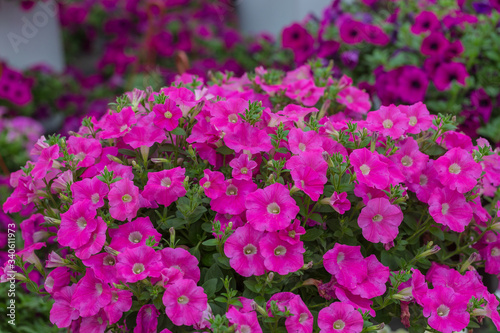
[350,255,390,299]
[229,154,258,181]
[123,113,166,149]
[260,232,305,275]
[357,198,403,244]
[71,177,109,208]
[142,168,186,207]
[67,136,102,168]
[210,179,257,215]
[71,270,112,317]
[109,216,162,251]
[323,244,367,290]
[31,144,59,179]
[390,137,429,183]
[278,219,306,245]
[106,288,133,325]
[224,223,266,277]
[209,97,246,132]
[159,247,201,283]
[153,99,182,131]
[226,306,263,333]
[82,253,119,284]
[434,147,482,193]
[318,302,364,333]
[336,86,371,114]
[286,151,328,201]
[329,192,351,215]
[99,106,137,139]
[199,169,226,199]
[224,122,273,154]
[162,278,208,327]
[108,179,140,221]
[349,148,390,190]
[399,102,433,134]
[245,183,299,232]
[116,245,162,283]
[50,285,80,328]
[58,201,98,249]
[44,267,70,294]
[287,128,323,154]
[421,285,470,333]
[366,105,409,138]
[134,304,160,333]
[74,216,107,260]
[285,295,314,333]
[428,187,473,232]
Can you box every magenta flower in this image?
[67,136,102,168]
[134,304,159,333]
[323,244,367,290]
[142,168,186,207]
[421,32,449,56]
[162,278,208,327]
[71,270,112,317]
[210,179,257,215]
[399,66,429,104]
[391,138,429,183]
[339,19,364,44]
[366,105,409,138]
[159,247,201,283]
[285,295,313,333]
[80,310,108,332]
[229,154,258,181]
[428,187,473,232]
[31,144,59,179]
[350,255,390,299]
[399,102,434,134]
[434,62,468,91]
[330,192,351,215]
[116,245,162,283]
[226,306,262,333]
[224,122,273,154]
[278,219,306,245]
[362,24,390,46]
[108,179,140,221]
[358,198,403,243]
[209,97,246,132]
[199,169,226,199]
[99,106,137,139]
[109,216,162,251]
[336,86,371,114]
[58,201,98,249]
[74,216,107,260]
[422,286,470,333]
[224,224,266,277]
[411,11,440,34]
[104,288,132,324]
[153,99,182,131]
[286,151,328,201]
[124,113,166,149]
[434,147,481,193]
[245,183,299,232]
[50,285,79,328]
[288,128,323,154]
[260,232,305,275]
[44,267,70,294]
[318,302,364,333]
[349,148,390,190]
[82,253,119,284]
[71,177,109,208]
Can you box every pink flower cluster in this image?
[2,63,500,332]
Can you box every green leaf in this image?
[171,127,187,136]
[202,239,218,247]
[301,228,324,241]
[424,143,446,156]
[429,226,444,241]
[202,278,219,298]
[216,145,235,155]
[118,149,137,157]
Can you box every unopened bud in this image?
[140,146,149,162]
[290,185,300,194]
[267,272,274,283]
[302,261,313,270]
[104,246,120,256]
[176,157,184,165]
[251,301,268,317]
[416,245,440,260]
[151,158,169,164]
[225,222,233,233]
[491,222,500,233]
[365,323,385,331]
[392,287,413,302]
[44,216,61,226]
[460,252,479,273]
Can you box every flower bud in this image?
[460,252,479,273]
[104,246,120,256]
[302,261,313,270]
[151,158,169,164]
[44,216,61,226]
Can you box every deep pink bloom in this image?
[67,136,102,168]
[210,179,257,215]
[399,102,433,134]
[71,177,109,208]
[390,137,429,183]
[351,255,390,298]
[99,106,137,139]
[245,183,299,232]
[336,86,371,114]
[224,224,266,277]
[134,304,160,333]
[434,147,481,193]
[224,122,273,154]
[358,198,403,244]
[323,244,367,290]
[50,285,79,328]
[31,144,59,179]
[421,32,449,56]
[199,169,226,199]
[285,295,314,333]
[123,113,166,148]
[105,288,132,324]
[229,154,258,181]
[278,218,306,244]
[116,246,162,283]
[142,168,186,207]
[434,62,468,91]
[399,66,429,104]
[330,192,351,215]
[109,216,162,251]
[349,148,390,190]
[58,201,98,249]
[153,99,182,131]
[339,19,365,44]
[44,267,70,294]
[286,152,328,201]
[422,286,470,333]
[20,213,46,247]
[51,170,74,192]
[411,11,440,34]
[362,24,390,46]
[260,232,305,275]
[288,128,323,154]
[80,310,108,332]
[411,268,429,306]
[408,160,441,203]
[428,187,473,232]
[162,279,208,327]
[366,105,409,138]
[226,306,262,333]
[108,179,140,221]
[82,253,119,284]
[159,247,201,283]
[209,97,246,132]
[318,302,364,333]
[74,216,107,260]
[71,270,112,317]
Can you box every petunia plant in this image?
[2,62,500,333]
